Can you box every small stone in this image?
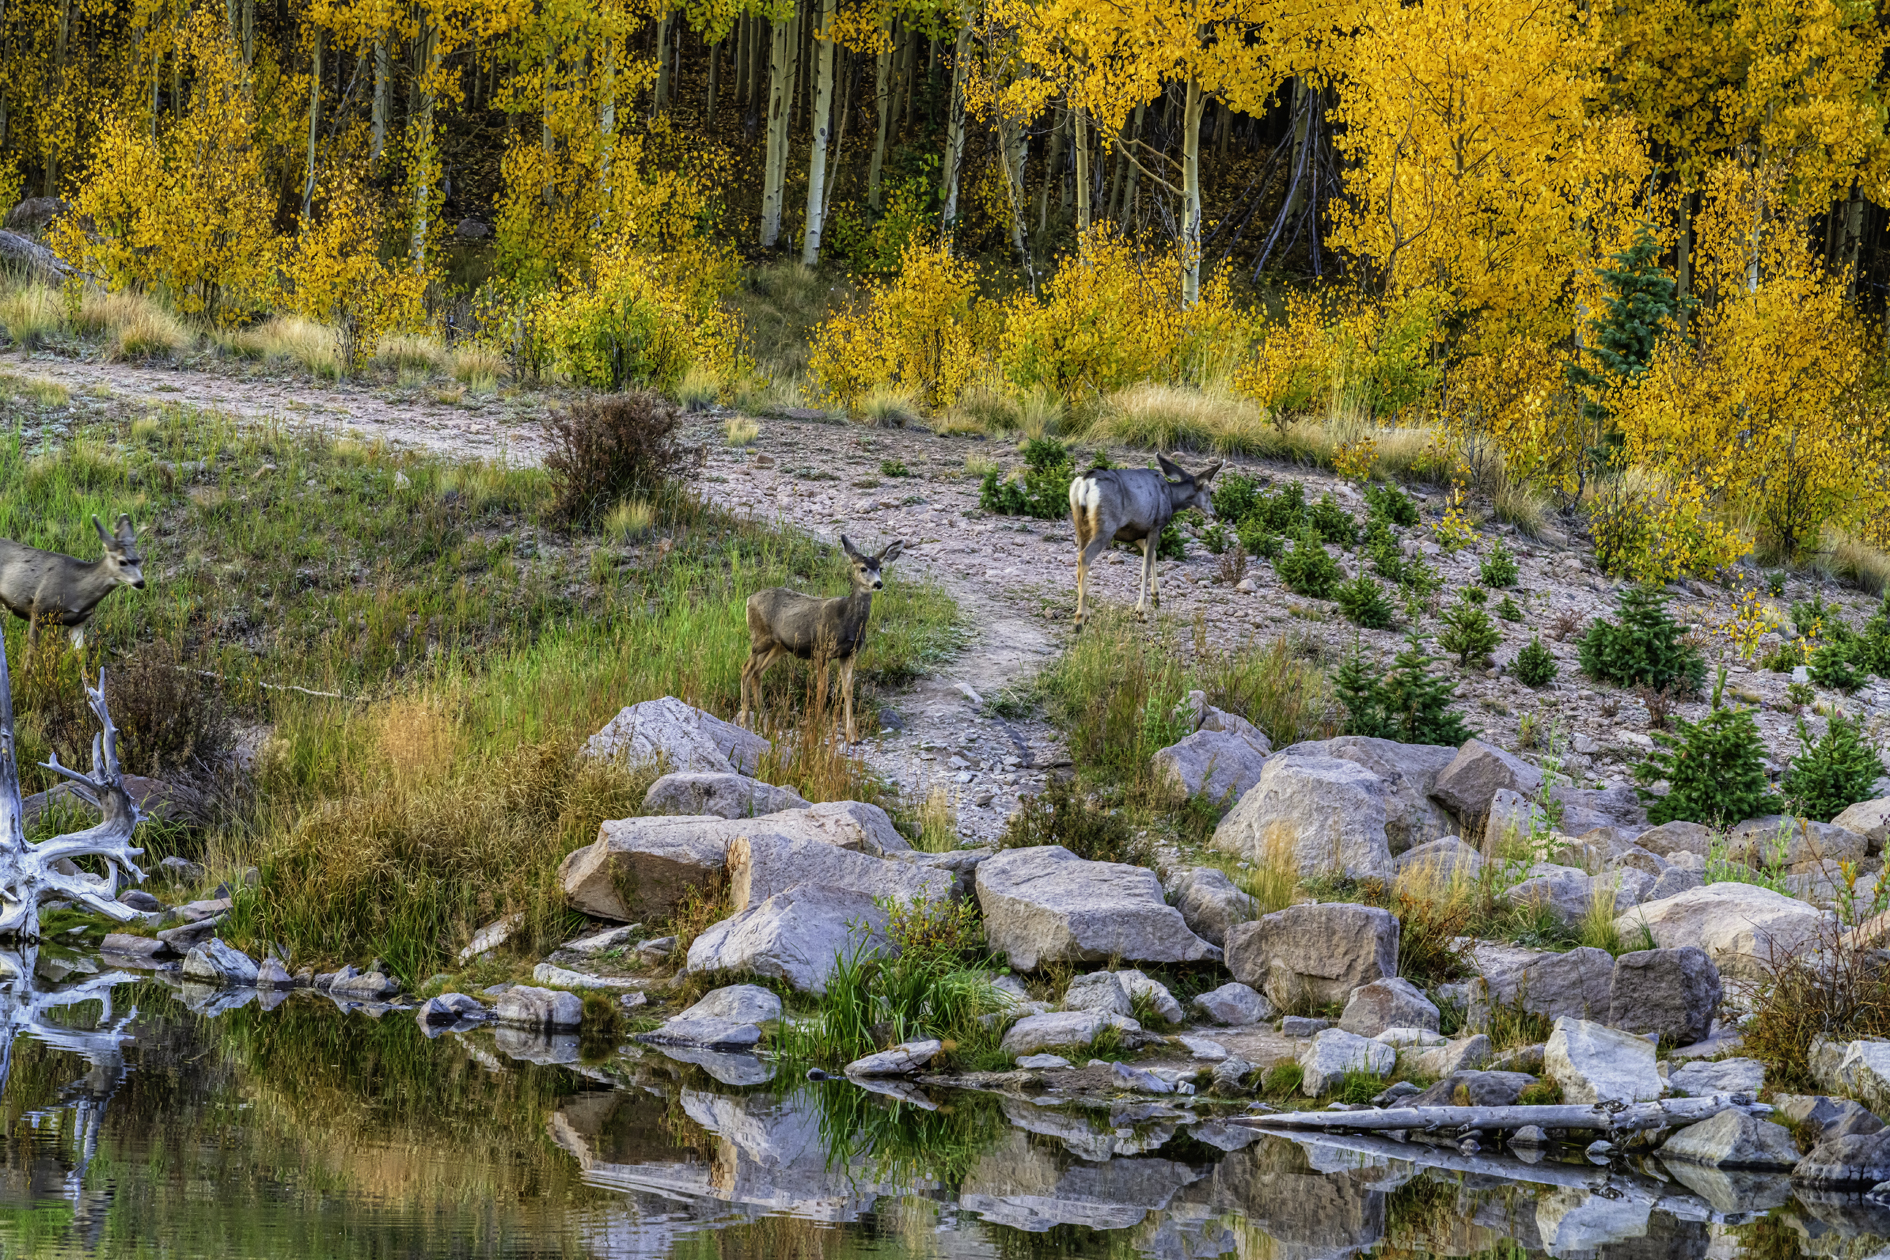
[1177,1034,1229,1061]
[1511,1125,1548,1147]
[182,939,258,986]
[1211,1057,1255,1095]
[1191,981,1275,1026]
[417,993,488,1025]
[1280,1016,1330,1037]
[1016,1053,1072,1070]
[845,1039,942,1077]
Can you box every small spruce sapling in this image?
[1364,482,1420,527]
[1579,584,1707,694]
[1633,665,1779,826]
[1496,594,1523,622]
[1479,540,1519,588]
[1276,529,1341,598]
[1378,632,1473,745]
[1781,713,1886,822]
[1515,636,1559,687]
[1437,593,1502,666]
[1334,571,1397,629]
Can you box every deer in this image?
[739,535,904,744]
[1069,453,1221,630]
[0,515,146,651]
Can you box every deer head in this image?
[839,535,905,594]
[1156,454,1223,516]
[91,515,144,591]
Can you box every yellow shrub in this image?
[283,170,427,372]
[538,246,743,392]
[1440,325,1580,492]
[1590,469,1745,583]
[809,238,984,411]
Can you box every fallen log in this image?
[1233,1093,1768,1136]
[0,229,73,278]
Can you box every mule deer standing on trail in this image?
[0,515,145,650]
[1069,454,1220,629]
[739,536,904,744]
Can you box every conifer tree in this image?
[1566,223,1683,482]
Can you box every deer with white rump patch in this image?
[739,535,904,744]
[1069,454,1220,629]
[0,515,146,650]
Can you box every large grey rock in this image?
[1192,982,1275,1026]
[182,939,258,986]
[1484,788,1548,849]
[1726,814,1867,873]
[1170,867,1256,946]
[1810,1038,1890,1116]
[1668,1058,1766,1097]
[1661,1110,1799,1167]
[756,800,911,857]
[584,696,769,774]
[686,883,894,994]
[1609,946,1721,1046]
[1212,755,1394,881]
[1791,1132,1890,1187]
[101,933,173,960]
[495,985,584,1030]
[1000,1009,1141,1057]
[1063,971,1133,1017]
[1339,977,1439,1037]
[1152,723,1271,803]
[1299,1028,1395,1095]
[675,983,783,1025]
[1615,882,1833,981]
[1409,1069,1534,1107]
[1534,1184,1652,1253]
[1504,863,1653,929]
[1832,798,1890,853]
[1774,1095,1886,1142]
[644,772,808,820]
[845,1040,942,1077]
[1115,970,1184,1024]
[255,957,295,989]
[1459,942,1614,1026]
[416,993,487,1025]
[1648,867,1705,900]
[1432,738,1543,819]
[1549,783,1649,836]
[1395,836,1484,887]
[1637,820,1715,858]
[975,846,1217,971]
[1225,903,1398,1011]
[560,816,730,923]
[1411,1034,1492,1078]
[1275,736,1458,852]
[332,970,400,1000]
[1545,1016,1662,1105]
[728,833,950,913]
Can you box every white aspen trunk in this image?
[801,0,836,265]
[759,12,793,247]
[654,13,672,112]
[241,0,254,63]
[371,38,388,163]
[867,23,892,211]
[938,19,972,233]
[706,37,720,122]
[302,27,322,221]
[409,16,439,273]
[1181,76,1206,306]
[600,35,617,208]
[1073,106,1091,232]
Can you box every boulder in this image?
[1832,798,1890,853]
[101,933,173,959]
[1432,738,1543,820]
[1000,1009,1141,1057]
[1170,867,1256,946]
[417,993,488,1025]
[584,697,770,773]
[1485,788,1548,849]
[1298,1028,1395,1095]
[1726,815,1867,873]
[119,889,163,912]
[559,817,730,923]
[1791,1132,1890,1187]
[1152,726,1272,803]
[1614,882,1833,981]
[1545,1016,1662,1105]
[1211,1057,1255,1095]
[1648,868,1705,901]
[561,924,641,955]
[1811,1039,1890,1116]
[1192,982,1276,1026]
[643,772,808,820]
[255,957,295,989]
[1063,971,1133,1017]
[1225,903,1398,1011]
[1638,820,1715,859]
[1504,864,1653,929]
[1201,703,1271,746]
[1668,1057,1766,1097]
[182,939,257,986]
[1609,846,1670,878]
[1661,1110,1800,1168]
[1115,970,1185,1024]
[845,1040,942,1077]
[975,846,1217,971]
[1212,755,1394,881]
[1409,1070,1535,1107]
[1460,942,1614,1026]
[496,985,584,1030]
[728,833,949,913]
[1338,977,1440,1037]
[1178,1034,1229,1061]
[1411,1034,1492,1078]
[1608,946,1721,1047]
[1395,837,1484,887]
[1774,1095,1885,1143]
[331,970,399,1000]
[1549,783,1648,837]
[4,196,67,233]
[458,913,523,963]
[687,883,895,994]
[640,984,780,1049]
[1274,736,1458,852]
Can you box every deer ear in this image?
[1155,453,1187,481]
[1199,461,1223,484]
[879,540,905,563]
[839,535,865,562]
[115,513,136,543]
[93,515,113,546]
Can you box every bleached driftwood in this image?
[0,641,147,939]
[0,229,72,279]
[1234,1093,1768,1136]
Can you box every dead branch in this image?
[1233,1093,1766,1136]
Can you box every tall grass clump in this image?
[1089,382,1265,453]
[449,342,505,392]
[0,280,67,346]
[1746,917,1890,1087]
[230,314,342,377]
[77,288,190,360]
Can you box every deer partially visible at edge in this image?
[0,515,145,650]
[1069,453,1220,629]
[739,535,904,744]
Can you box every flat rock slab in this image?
[687,882,895,994]
[1546,1016,1661,1105]
[1000,1010,1142,1057]
[585,696,769,774]
[1668,1057,1766,1098]
[531,963,643,991]
[846,1039,943,1077]
[643,771,808,820]
[975,846,1217,971]
[101,933,173,959]
[729,833,949,913]
[495,985,584,1030]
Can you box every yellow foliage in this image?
[1333,435,1377,483]
[284,169,428,372]
[1716,586,1782,662]
[1233,287,1442,423]
[536,245,744,392]
[809,238,986,411]
[1589,469,1745,582]
[1433,482,1478,553]
[1440,325,1581,491]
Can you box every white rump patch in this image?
[1069,477,1102,512]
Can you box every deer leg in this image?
[1149,535,1162,609]
[1134,538,1154,618]
[840,657,858,743]
[739,647,785,729]
[1074,535,1108,629]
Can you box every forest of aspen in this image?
[3,0,1890,578]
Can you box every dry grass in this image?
[733,371,815,416]
[76,288,191,360]
[1494,473,1555,539]
[856,385,922,428]
[674,363,721,411]
[604,496,657,541]
[0,369,69,406]
[1823,530,1890,595]
[1090,381,1267,452]
[449,342,504,392]
[232,315,341,378]
[724,416,760,446]
[915,785,959,853]
[0,281,66,346]
[376,331,449,376]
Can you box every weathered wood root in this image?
[0,229,72,279]
[1233,1093,1768,1135]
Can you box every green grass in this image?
[2,402,960,980]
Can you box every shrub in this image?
[542,391,687,523]
[1589,471,1744,583]
[1809,640,1865,692]
[1337,632,1472,745]
[809,237,983,410]
[1308,493,1359,546]
[1334,573,1397,629]
[979,437,1073,520]
[1437,596,1501,666]
[1634,668,1779,826]
[1579,585,1707,694]
[1000,777,1151,868]
[540,248,742,392]
[1479,540,1519,588]
[1276,530,1341,598]
[1365,481,1420,527]
[1237,518,1284,561]
[1495,594,1523,622]
[1782,714,1885,822]
[1515,636,1559,687]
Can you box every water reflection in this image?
[0,953,1877,1259]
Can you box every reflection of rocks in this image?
[177,982,257,1016]
[960,1129,1202,1231]
[492,1026,581,1065]
[642,1043,775,1087]
[1659,1161,1793,1215]
[1207,1136,1388,1258]
[997,1096,1176,1161]
[1535,1184,1652,1255]
[1788,1188,1890,1242]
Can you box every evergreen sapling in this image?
[1633,666,1779,826]
[1781,712,1886,822]
[1579,584,1707,694]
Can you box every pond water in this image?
[0,952,1864,1259]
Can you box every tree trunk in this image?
[1843,184,1866,299]
[868,23,892,210]
[1119,102,1144,226]
[242,0,254,64]
[600,35,618,201]
[1038,108,1066,233]
[371,38,388,164]
[801,0,836,265]
[735,15,749,107]
[654,12,672,113]
[706,37,719,124]
[409,15,438,272]
[1239,1094,1764,1135]
[898,24,916,134]
[938,20,972,233]
[302,27,322,222]
[821,49,853,222]
[1072,106,1089,232]
[997,108,1031,283]
[759,11,793,247]
[1181,77,1206,305]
